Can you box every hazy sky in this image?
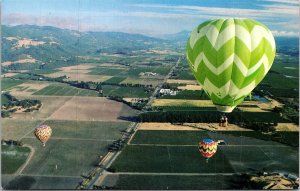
[2,0,299,37]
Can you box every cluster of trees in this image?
[1,139,23,146]
[108,96,148,110]
[274,104,299,124]
[1,93,42,118]
[139,110,285,128]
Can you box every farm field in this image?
[103,76,127,84]
[8,81,50,96]
[2,119,132,189]
[3,175,82,190]
[105,174,239,190]
[105,129,299,189]
[121,77,161,86]
[1,78,27,90]
[48,96,136,121]
[32,84,99,97]
[103,85,152,98]
[9,96,72,120]
[2,145,31,174]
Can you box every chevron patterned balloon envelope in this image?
[199,139,218,160]
[186,18,276,112]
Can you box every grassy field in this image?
[103,76,127,84]
[2,118,131,189]
[33,120,130,140]
[131,130,299,147]
[18,120,129,177]
[1,78,27,90]
[1,93,11,105]
[31,69,61,75]
[4,175,81,190]
[103,85,152,98]
[175,69,195,80]
[110,145,234,173]
[88,67,126,76]
[2,145,31,174]
[108,129,299,189]
[2,119,42,140]
[33,84,99,97]
[110,174,241,190]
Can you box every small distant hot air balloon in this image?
[198,139,218,162]
[34,124,52,147]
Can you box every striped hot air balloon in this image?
[186,18,276,113]
[34,124,52,147]
[199,139,218,162]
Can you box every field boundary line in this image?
[19,174,81,178]
[127,122,140,144]
[127,143,289,147]
[113,172,235,176]
[23,136,117,141]
[14,144,35,175]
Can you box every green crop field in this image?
[4,176,81,190]
[109,174,241,190]
[1,93,11,105]
[107,129,299,189]
[131,130,299,147]
[21,138,110,176]
[103,76,127,84]
[34,120,130,140]
[110,145,234,173]
[1,78,27,90]
[33,84,99,97]
[2,145,31,174]
[31,69,61,75]
[103,85,152,98]
[89,67,126,76]
[260,72,298,89]
[2,119,131,189]
[175,69,195,80]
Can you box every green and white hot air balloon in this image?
[186,18,276,113]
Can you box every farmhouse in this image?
[140,72,157,76]
[159,88,178,96]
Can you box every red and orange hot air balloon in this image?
[198,139,218,162]
[34,124,52,147]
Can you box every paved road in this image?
[85,122,138,189]
[86,56,183,189]
[145,56,182,107]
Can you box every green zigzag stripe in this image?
[186,18,276,110]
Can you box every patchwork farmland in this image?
[1,25,299,190]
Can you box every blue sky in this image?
[2,0,299,37]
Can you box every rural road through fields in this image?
[85,122,139,189]
[85,56,183,189]
[146,56,183,107]
[15,145,35,175]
